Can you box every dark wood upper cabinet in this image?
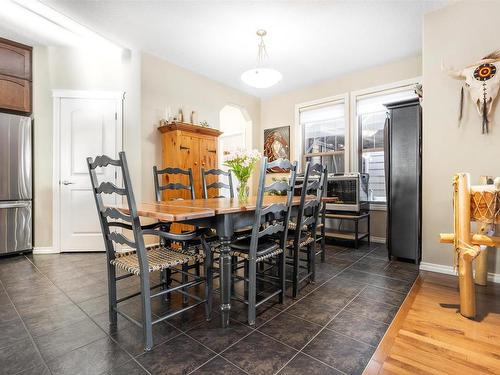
[0,38,32,80]
[0,74,31,113]
[0,38,32,113]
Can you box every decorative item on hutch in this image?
[442,49,500,133]
[223,148,261,203]
[190,110,198,124]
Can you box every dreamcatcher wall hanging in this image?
[443,49,500,134]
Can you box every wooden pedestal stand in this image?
[439,173,500,319]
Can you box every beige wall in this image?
[32,46,141,248]
[422,2,500,273]
[260,55,422,239]
[140,52,260,201]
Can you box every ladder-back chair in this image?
[287,162,327,297]
[88,152,212,351]
[229,157,297,325]
[153,166,195,201]
[201,168,234,199]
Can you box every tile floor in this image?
[0,243,419,375]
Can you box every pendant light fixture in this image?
[241,29,282,89]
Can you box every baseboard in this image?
[420,262,500,284]
[33,247,59,254]
[361,236,386,244]
[370,236,386,244]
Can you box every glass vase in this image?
[237,179,250,203]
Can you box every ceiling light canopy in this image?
[241,29,282,89]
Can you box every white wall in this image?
[140,52,261,201]
[32,45,141,248]
[422,2,500,273]
[260,55,422,239]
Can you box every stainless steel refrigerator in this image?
[0,112,32,254]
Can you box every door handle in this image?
[0,201,30,209]
[61,180,75,185]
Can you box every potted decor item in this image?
[223,148,261,203]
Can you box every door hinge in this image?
[115,171,118,180]
[115,112,118,120]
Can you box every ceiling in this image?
[3,1,447,98]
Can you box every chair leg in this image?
[321,225,326,263]
[202,239,213,321]
[310,242,316,283]
[321,206,326,263]
[278,252,285,303]
[195,246,201,276]
[231,255,239,296]
[160,269,169,301]
[165,269,172,300]
[139,272,153,351]
[292,243,299,299]
[248,260,256,326]
[244,261,249,302]
[182,263,189,305]
[107,263,117,325]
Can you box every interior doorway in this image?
[53,90,123,252]
[218,104,253,189]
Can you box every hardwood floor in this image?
[364,270,500,374]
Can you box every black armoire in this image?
[384,97,422,263]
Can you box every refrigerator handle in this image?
[0,201,31,209]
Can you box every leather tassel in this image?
[459,86,464,122]
[482,98,488,134]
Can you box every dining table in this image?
[117,195,331,328]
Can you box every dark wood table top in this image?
[116,195,314,222]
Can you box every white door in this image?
[59,97,121,252]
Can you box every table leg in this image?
[219,235,232,328]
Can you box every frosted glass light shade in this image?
[241,68,282,88]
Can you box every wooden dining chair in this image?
[228,157,297,325]
[308,164,328,262]
[88,152,212,351]
[287,162,327,298]
[152,165,205,279]
[153,166,195,201]
[201,168,234,199]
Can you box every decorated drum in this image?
[470,184,500,224]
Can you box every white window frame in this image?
[295,93,349,172]
[350,77,421,210]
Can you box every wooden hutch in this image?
[158,122,223,200]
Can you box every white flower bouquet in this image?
[223,148,262,202]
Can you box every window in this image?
[299,99,346,173]
[357,89,417,203]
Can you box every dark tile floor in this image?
[0,243,419,375]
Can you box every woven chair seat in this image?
[111,245,205,275]
[288,221,308,231]
[286,232,315,248]
[231,247,284,263]
[214,239,283,263]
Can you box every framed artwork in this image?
[263,126,290,173]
